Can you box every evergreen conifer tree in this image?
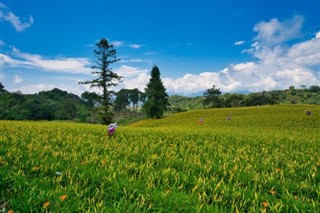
[143,66,169,118]
[79,38,121,124]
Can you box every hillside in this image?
[130,104,319,129]
[1,104,320,212]
[128,104,320,146]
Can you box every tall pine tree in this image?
[143,66,169,118]
[79,38,121,124]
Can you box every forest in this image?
[1,82,320,123]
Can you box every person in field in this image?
[107,123,118,137]
[198,117,204,125]
[227,115,231,121]
[305,110,312,116]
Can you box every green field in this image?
[1,104,319,212]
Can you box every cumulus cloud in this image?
[116,21,320,95]
[121,72,149,92]
[2,48,92,74]
[253,15,304,46]
[13,83,69,95]
[161,16,320,95]
[114,65,148,78]
[0,3,34,32]
[11,82,101,96]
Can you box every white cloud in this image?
[129,44,142,49]
[232,62,256,72]
[14,75,23,83]
[121,72,149,92]
[2,48,92,74]
[235,41,245,46]
[14,83,53,94]
[11,82,101,96]
[114,65,148,78]
[112,41,124,47]
[161,26,320,94]
[0,3,34,32]
[253,15,304,45]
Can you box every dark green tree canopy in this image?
[143,66,169,118]
[114,88,144,112]
[203,85,222,108]
[114,89,131,112]
[0,88,88,121]
[0,82,7,93]
[81,91,100,108]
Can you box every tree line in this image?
[168,85,320,112]
[1,82,320,123]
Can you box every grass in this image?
[0,104,319,212]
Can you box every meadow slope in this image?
[1,104,319,212]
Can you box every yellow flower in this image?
[32,166,40,171]
[262,202,269,208]
[8,210,14,213]
[269,187,277,195]
[43,201,50,208]
[60,195,67,201]
[275,168,281,173]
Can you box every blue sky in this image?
[1,0,320,96]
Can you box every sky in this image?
[1,0,320,96]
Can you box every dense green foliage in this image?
[168,95,204,112]
[143,66,169,119]
[2,82,319,123]
[114,89,145,112]
[169,85,320,112]
[1,105,319,212]
[0,88,88,122]
[203,85,222,108]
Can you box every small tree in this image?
[81,91,101,123]
[0,82,7,93]
[203,85,222,108]
[81,91,100,109]
[79,38,121,124]
[129,88,143,112]
[114,89,130,112]
[143,66,169,118]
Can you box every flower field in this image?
[1,104,319,212]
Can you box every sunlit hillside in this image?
[129,104,319,138]
[1,104,319,212]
